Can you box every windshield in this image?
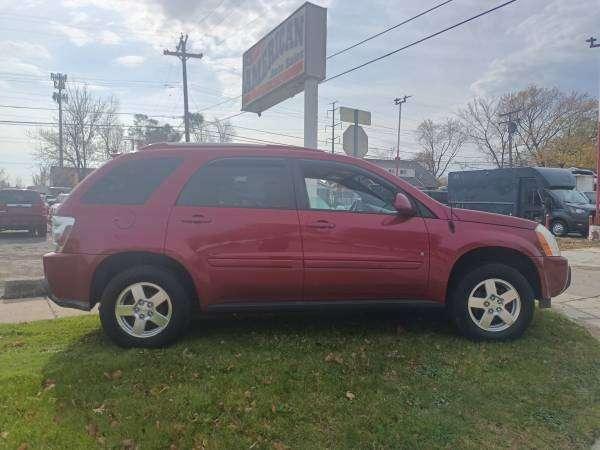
[550,189,589,205]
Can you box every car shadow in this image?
[38,307,454,444]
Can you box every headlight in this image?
[568,206,586,215]
[535,224,561,256]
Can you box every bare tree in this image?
[98,98,124,157]
[213,118,235,143]
[31,166,51,187]
[415,118,466,178]
[34,86,115,181]
[190,113,236,143]
[0,168,9,188]
[458,97,510,168]
[509,86,597,165]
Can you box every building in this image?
[365,158,438,190]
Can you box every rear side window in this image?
[82,157,181,205]
[0,190,40,204]
[177,158,294,209]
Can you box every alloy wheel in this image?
[114,282,173,338]
[467,278,521,332]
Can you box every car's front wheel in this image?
[99,266,192,347]
[450,263,534,341]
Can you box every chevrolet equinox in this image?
[44,144,570,347]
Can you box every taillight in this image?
[52,215,75,251]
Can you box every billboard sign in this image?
[242,2,327,115]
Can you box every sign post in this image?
[340,106,371,158]
[304,77,319,149]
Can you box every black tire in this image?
[99,265,192,348]
[550,220,568,237]
[450,263,535,341]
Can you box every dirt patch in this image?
[557,237,600,251]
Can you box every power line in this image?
[327,0,454,59]
[324,0,519,83]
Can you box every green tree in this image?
[129,114,181,148]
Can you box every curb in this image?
[2,278,49,300]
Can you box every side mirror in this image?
[393,193,415,216]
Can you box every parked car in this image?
[422,189,449,205]
[584,191,597,205]
[49,193,69,218]
[44,144,570,347]
[0,188,47,236]
[448,167,596,237]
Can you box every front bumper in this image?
[534,255,570,307]
[43,251,100,311]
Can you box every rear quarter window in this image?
[82,157,181,205]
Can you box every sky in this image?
[0,0,598,185]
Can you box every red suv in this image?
[0,188,47,236]
[43,144,570,347]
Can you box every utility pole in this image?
[164,34,203,143]
[51,73,67,168]
[586,36,600,229]
[393,95,411,176]
[499,109,521,168]
[325,101,341,154]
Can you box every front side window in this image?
[299,160,397,214]
[82,157,181,205]
[177,158,294,209]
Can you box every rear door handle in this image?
[306,220,335,229]
[181,214,212,224]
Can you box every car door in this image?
[166,157,303,307]
[294,159,429,301]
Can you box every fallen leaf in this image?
[0,431,8,439]
[324,353,343,364]
[104,370,123,381]
[42,379,56,391]
[92,404,106,414]
[182,348,194,358]
[169,444,178,450]
[85,422,99,438]
[192,372,200,379]
[271,404,276,413]
[272,442,288,450]
[244,390,252,398]
[96,436,106,445]
[17,444,28,450]
[345,391,356,401]
[110,420,119,428]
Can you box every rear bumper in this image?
[43,252,100,311]
[534,256,570,307]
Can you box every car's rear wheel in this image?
[450,263,534,341]
[99,266,192,347]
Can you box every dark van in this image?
[0,189,47,236]
[448,167,596,237]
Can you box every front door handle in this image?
[306,220,335,229]
[181,214,212,224]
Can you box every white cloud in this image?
[0,41,52,60]
[471,0,597,96]
[114,55,146,67]
[52,23,93,46]
[99,30,122,45]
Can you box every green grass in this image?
[0,309,599,449]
